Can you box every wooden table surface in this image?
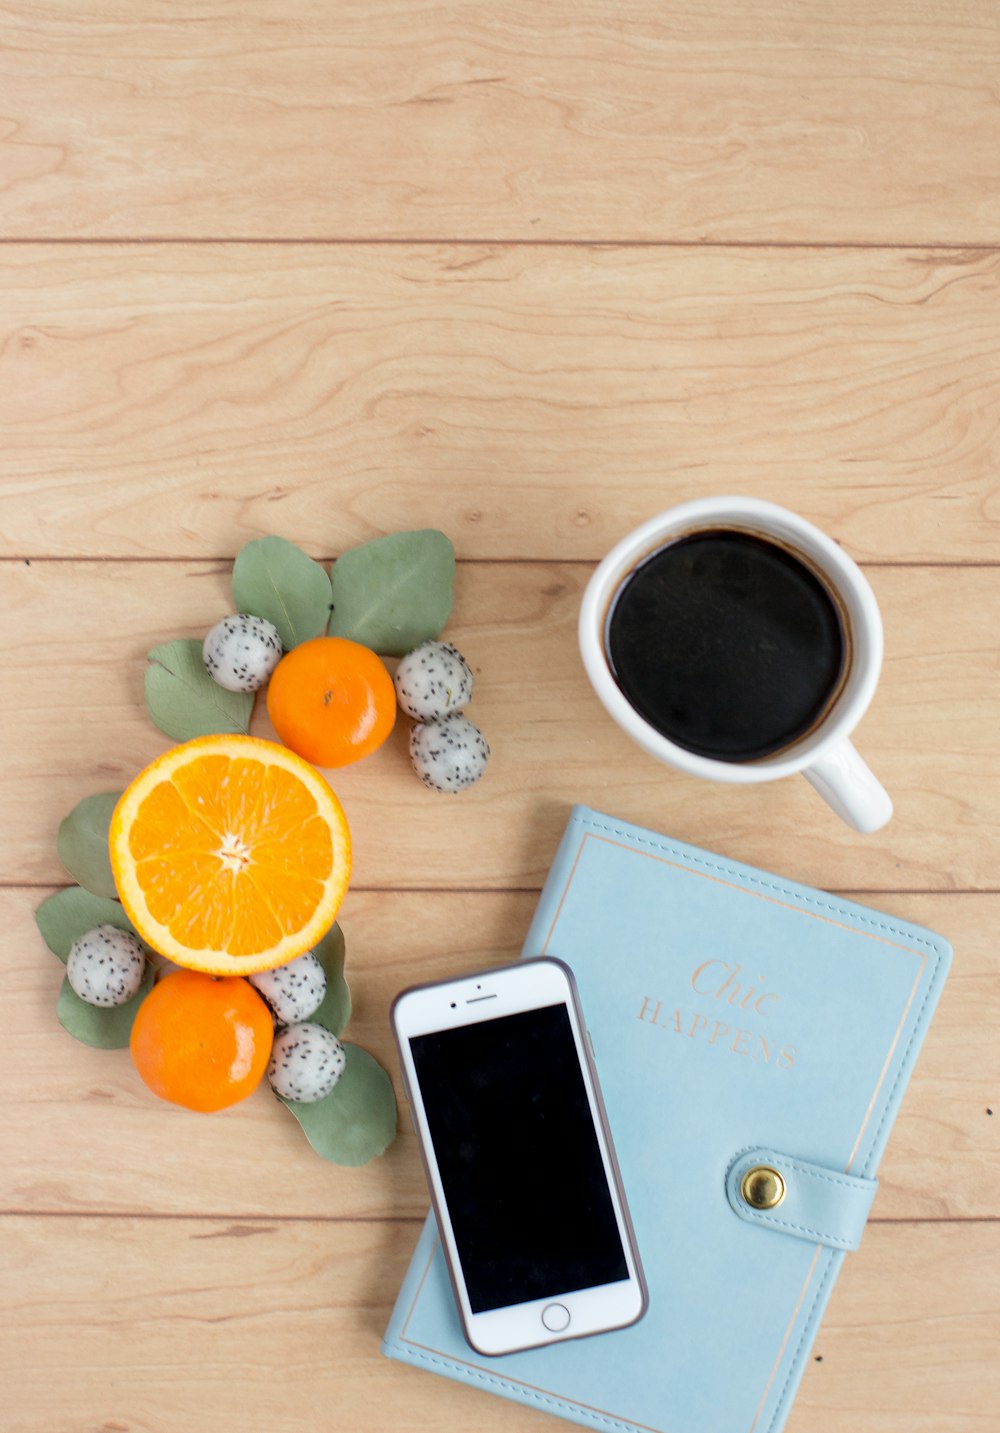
[3,4,999,1430]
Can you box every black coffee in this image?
[605,529,847,762]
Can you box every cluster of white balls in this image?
[201,619,489,794]
[67,930,345,1104]
[394,640,490,792]
[249,951,346,1105]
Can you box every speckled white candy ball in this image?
[394,640,474,722]
[409,712,490,792]
[203,613,283,693]
[267,1022,346,1103]
[249,951,327,1025]
[66,924,147,1008]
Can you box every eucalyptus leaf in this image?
[280,1044,397,1166]
[56,962,154,1049]
[36,888,137,962]
[327,530,455,656]
[310,923,351,1037]
[56,791,122,898]
[145,639,253,741]
[232,536,332,650]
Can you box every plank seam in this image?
[4,558,1000,571]
[0,1210,992,1225]
[10,883,1000,896]
[1,238,998,252]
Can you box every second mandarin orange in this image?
[266,636,396,768]
[129,970,274,1112]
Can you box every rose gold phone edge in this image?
[391,956,649,1357]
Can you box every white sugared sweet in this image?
[267,1022,346,1103]
[203,614,283,693]
[394,640,474,722]
[249,951,327,1025]
[409,712,490,792]
[66,924,147,1008]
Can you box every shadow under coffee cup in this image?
[578,497,892,833]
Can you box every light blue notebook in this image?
[383,806,951,1433]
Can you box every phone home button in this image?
[541,1303,571,1333]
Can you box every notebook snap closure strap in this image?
[725,1148,878,1250]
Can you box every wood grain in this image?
[4,4,998,1425]
[3,559,998,892]
[2,1217,996,1433]
[2,3,1000,243]
[9,888,999,1221]
[1,244,999,562]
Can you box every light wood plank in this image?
[2,560,998,891]
[2,244,999,562]
[1,1217,996,1433]
[789,1222,1000,1433]
[8,889,997,1220]
[2,3,999,243]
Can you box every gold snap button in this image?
[740,1165,787,1211]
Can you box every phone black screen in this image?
[409,1003,629,1313]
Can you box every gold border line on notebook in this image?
[399,829,929,1433]
[540,830,590,954]
[845,953,925,1173]
[584,832,927,1430]
[400,1268,673,1433]
[589,832,931,956]
[747,1244,824,1433]
[578,832,929,1171]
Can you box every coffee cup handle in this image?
[803,740,893,833]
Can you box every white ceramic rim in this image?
[578,496,884,785]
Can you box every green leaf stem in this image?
[36,888,138,961]
[56,792,122,898]
[232,536,332,650]
[310,923,351,1037]
[56,962,155,1049]
[327,529,454,656]
[280,1044,398,1166]
[145,639,253,741]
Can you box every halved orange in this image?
[109,734,351,976]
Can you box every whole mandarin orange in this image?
[266,636,396,768]
[130,970,274,1112]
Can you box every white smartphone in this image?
[392,956,647,1356]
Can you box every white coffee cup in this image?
[578,496,892,833]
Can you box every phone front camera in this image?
[450,1002,456,1008]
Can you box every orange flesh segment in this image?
[112,736,350,975]
[128,757,333,954]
